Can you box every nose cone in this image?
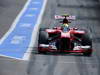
[61,32,70,38]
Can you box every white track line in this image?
[0,0,31,60]
[0,0,31,45]
[0,54,23,61]
[23,0,47,60]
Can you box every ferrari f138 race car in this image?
[38,15,92,56]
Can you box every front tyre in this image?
[38,29,48,54]
[81,32,92,47]
[81,32,92,56]
[39,30,48,44]
[83,51,92,56]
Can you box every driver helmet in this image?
[62,14,69,17]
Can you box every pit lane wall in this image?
[0,56,28,75]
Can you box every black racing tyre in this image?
[83,51,92,56]
[39,28,49,31]
[81,32,92,56]
[81,32,92,47]
[38,30,48,54]
[38,50,47,54]
[39,30,49,44]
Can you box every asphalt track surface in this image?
[28,0,100,75]
[0,0,27,39]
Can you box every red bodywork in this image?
[38,27,92,55]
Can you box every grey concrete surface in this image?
[0,56,28,75]
[28,0,100,75]
[0,0,27,38]
[0,0,28,75]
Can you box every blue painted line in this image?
[0,0,44,58]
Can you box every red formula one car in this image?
[38,15,92,56]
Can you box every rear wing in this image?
[55,15,76,20]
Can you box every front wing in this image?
[38,44,92,53]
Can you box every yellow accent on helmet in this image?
[62,14,69,17]
[63,23,69,27]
